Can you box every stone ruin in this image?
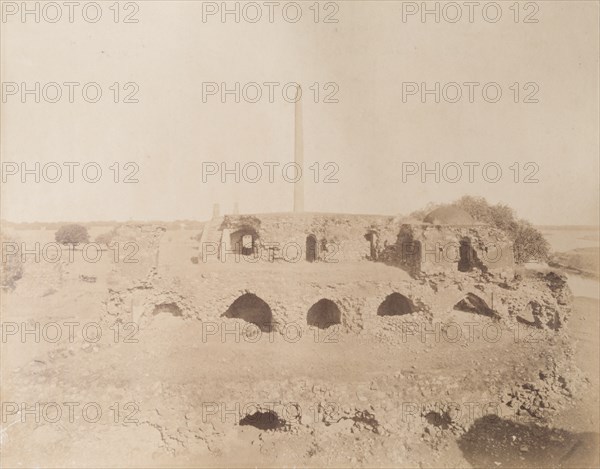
[103,207,572,336]
[195,207,514,276]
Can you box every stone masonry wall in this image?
[395,224,514,276]
[217,213,398,263]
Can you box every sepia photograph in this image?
[1,1,599,468]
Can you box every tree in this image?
[94,229,116,245]
[512,222,550,263]
[55,224,89,247]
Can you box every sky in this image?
[1,0,598,225]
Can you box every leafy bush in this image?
[55,224,89,246]
[512,221,551,263]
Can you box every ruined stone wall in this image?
[220,213,398,263]
[103,264,571,336]
[199,214,515,276]
[106,224,166,289]
[395,224,514,276]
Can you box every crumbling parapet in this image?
[102,264,571,338]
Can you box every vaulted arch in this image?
[377,293,413,316]
[453,293,497,318]
[223,293,273,331]
[307,299,341,329]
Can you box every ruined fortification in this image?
[103,206,570,337]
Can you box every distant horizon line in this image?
[1,217,599,231]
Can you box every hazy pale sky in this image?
[1,1,598,224]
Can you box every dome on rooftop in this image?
[423,207,475,225]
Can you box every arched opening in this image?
[230,227,259,256]
[364,231,378,260]
[152,303,182,317]
[306,235,317,262]
[307,299,341,329]
[453,293,497,318]
[377,293,412,316]
[458,237,477,272]
[223,293,273,331]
